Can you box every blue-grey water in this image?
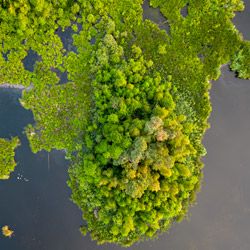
[1,1,250,250]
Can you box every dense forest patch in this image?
[0,0,250,246]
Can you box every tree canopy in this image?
[0,137,20,179]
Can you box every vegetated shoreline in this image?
[0,82,67,155]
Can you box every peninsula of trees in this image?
[0,0,250,246]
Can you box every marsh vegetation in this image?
[0,0,250,246]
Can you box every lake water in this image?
[1,2,250,250]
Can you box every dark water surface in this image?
[1,2,250,250]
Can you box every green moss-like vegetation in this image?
[0,137,20,179]
[0,0,250,246]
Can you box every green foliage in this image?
[0,0,249,247]
[0,137,20,179]
[68,20,206,245]
[2,225,14,238]
[231,41,250,79]
[21,80,90,153]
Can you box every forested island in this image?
[0,0,250,246]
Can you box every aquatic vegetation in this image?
[2,225,14,238]
[0,137,20,180]
[230,40,250,79]
[0,0,250,246]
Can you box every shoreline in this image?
[0,83,32,90]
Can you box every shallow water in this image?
[1,2,250,250]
